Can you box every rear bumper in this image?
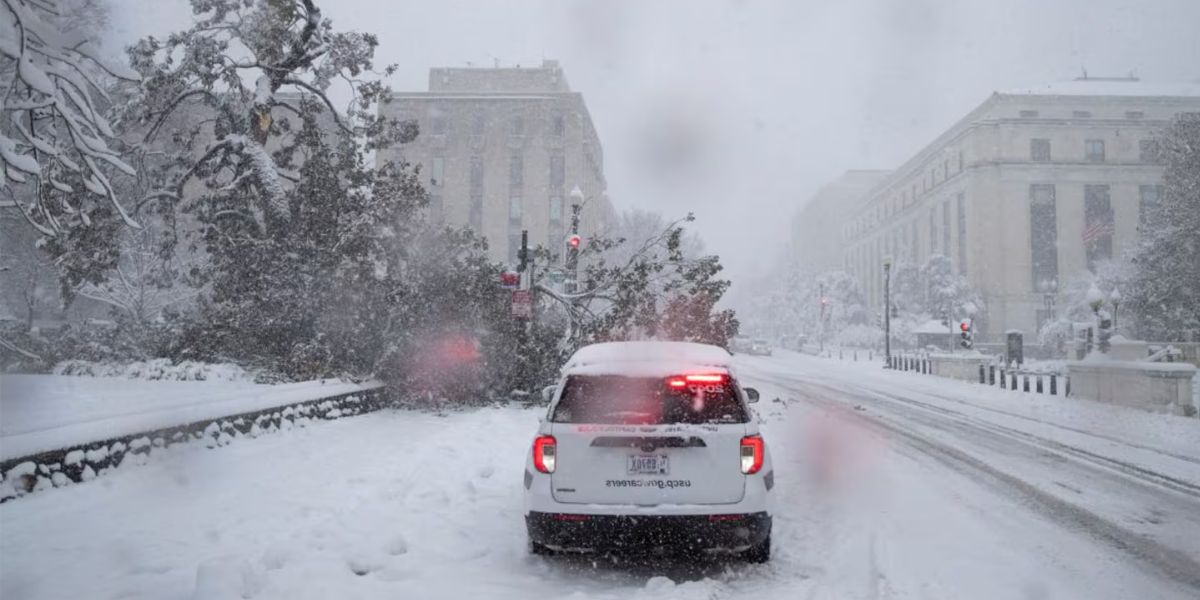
[526,511,771,553]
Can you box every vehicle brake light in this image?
[533,435,556,473]
[740,435,764,474]
[666,373,727,388]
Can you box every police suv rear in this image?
[523,341,774,561]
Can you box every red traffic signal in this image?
[960,322,970,333]
[567,234,581,249]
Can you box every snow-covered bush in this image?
[52,359,255,382]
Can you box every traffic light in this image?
[959,320,973,349]
[567,234,581,249]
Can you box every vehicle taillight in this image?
[740,435,764,474]
[533,435,556,473]
[666,373,728,388]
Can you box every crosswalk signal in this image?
[959,320,973,349]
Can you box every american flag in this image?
[1082,220,1113,245]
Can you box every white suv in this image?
[523,341,774,562]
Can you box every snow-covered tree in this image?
[532,211,738,351]
[920,253,983,323]
[1,0,141,233]
[1125,113,1200,342]
[126,0,404,237]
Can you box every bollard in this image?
[1023,375,1030,393]
[1011,372,1018,390]
[989,365,996,386]
[869,351,873,361]
[1036,375,1043,394]
[979,364,986,384]
[1065,377,1071,397]
[1050,374,1057,395]
[1000,370,1006,389]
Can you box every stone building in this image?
[379,60,613,266]
[799,78,1200,340]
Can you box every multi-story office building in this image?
[802,78,1200,340]
[380,60,613,266]
[790,170,888,273]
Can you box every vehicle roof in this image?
[563,341,733,377]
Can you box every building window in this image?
[1019,110,1039,118]
[549,154,565,187]
[910,220,919,263]
[1139,185,1163,229]
[1139,139,1162,164]
[1085,139,1105,162]
[1030,138,1051,162]
[943,159,949,180]
[428,195,443,224]
[472,114,486,135]
[1072,110,1092,119]
[549,196,563,223]
[928,206,937,255]
[1029,184,1058,291]
[509,196,522,226]
[552,115,565,137]
[956,194,967,275]
[510,155,523,186]
[942,199,951,259]
[469,192,483,230]
[469,156,484,191]
[958,150,964,172]
[1083,184,1113,271]
[1125,110,1145,120]
[912,183,917,200]
[430,117,447,135]
[510,115,525,136]
[430,157,444,186]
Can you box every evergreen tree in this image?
[1126,113,1200,341]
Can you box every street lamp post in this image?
[1110,287,1122,334]
[883,257,892,367]
[818,282,827,353]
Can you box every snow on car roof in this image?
[563,341,732,377]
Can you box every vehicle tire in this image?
[529,539,554,556]
[742,535,770,563]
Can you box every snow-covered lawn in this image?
[3,361,1197,599]
[0,374,381,461]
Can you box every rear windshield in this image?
[551,375,748,425]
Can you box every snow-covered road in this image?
[3,352,1199,599]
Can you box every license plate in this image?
[627,454,669,475]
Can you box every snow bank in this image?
[0,374,382,461]
[52,359,258,382]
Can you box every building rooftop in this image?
[997,78,1200,98]
[428,59,571,93]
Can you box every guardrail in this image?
[887,352,1069,397]
[1,384,386,503]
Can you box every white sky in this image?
[108,0,1200,302]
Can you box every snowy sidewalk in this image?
[0,374,382,461]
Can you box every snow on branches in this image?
[129,0,401,231]
[0,0,141,234]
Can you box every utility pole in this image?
[883,257,892,367]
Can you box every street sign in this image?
[499,271,520,289]
[511,290,533,319]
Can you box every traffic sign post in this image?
[512,290,533,319]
